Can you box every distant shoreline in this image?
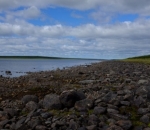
[0,56,102,60]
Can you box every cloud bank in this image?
[0,0,150,59]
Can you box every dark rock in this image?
[93,106,106,115]
[0,111,9,121]
[106,125,123,130]
[5,71,11,75]
[69,119,78,130]
[27,118,41,129]
[35,125,47,130]
[133,96,145,107]
[86,125,97,130]
[0,119,10,129]
[88,114,99,126]
[116,120,132,130]
[78,126,87,130]
[144,128,150,130]
[102,92,117,103]
[120,101,130,106]
[107,108,119,114]
[41,112,53,119]
[21,95,39,104]
[15,117,26,130]
[137,108,149,115]
[140,115,149,124]
[60,89,86,108]
[108,113,129,120]
[4,108,18,118]
[43,94,62,110]
[25,101,38,111]
[75,98,93,111]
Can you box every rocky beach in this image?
[0,60,150,130]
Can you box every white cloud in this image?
[12,6,41,19]
[0,19,150,58]
[1,0,150,15]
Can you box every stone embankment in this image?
[0,61,150,130]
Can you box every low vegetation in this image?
[122,55,150,64]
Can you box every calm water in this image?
[0,59,101,77]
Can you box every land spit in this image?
[0,60,150,130]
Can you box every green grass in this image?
[122,55,150,64]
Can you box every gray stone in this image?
[117,120,132,130]
[25,101,38,111]
[69,119,78,130]
[43,94,62,110]
[60,89,86,108]
[4,108,19,118]
[75,98,93,111]
[86,125,97,130]
[137,108,149,115]
[21,95,39,104]
[108,113,129,120]
[79,80,96,85]
[140,115,149,124]
[88,114,99,126]
[106,125,123,130]
[102,92,117,103]
[93,106,106,115]
[35,125,47,130]
[120,101,130,106]
[107,108,119,114]
[138,80,149,85]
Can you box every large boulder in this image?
[43,94,62,110]
[21,95,39,104]
[60,89,86,108]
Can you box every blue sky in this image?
[0,0,150,59]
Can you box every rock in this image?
[25,101,39,111]
[93,106,106,115]
[75,98,93,111]
[69,119,78,130]
[15,117,26,130]
[5,71,11,75]
[116,120,132,130]
[137,108,149,115]
[88,114,99,126]
[107,108,119,114]
[0,119,10,129]
[4,108,18,118]
[86,125,97,130]
[133,96,145,107]
[138,80,149,85]
[102,92,117,103]
[27,118,41,129]
[140,115,149,124]
[78,126,87,130]
[60,89,86,108]
[79,80,96,85]
[120,101,130,106]
[108,113,129,120]
[0,111,9,121]
[43,94,62,110]
[106,125,123,130]
[21,95,39,104]
[35,125,47,130]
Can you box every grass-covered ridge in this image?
[122,55,150,64]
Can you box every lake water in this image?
[0,59,101,77]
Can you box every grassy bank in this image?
[122,55,150,64]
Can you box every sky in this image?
[0,0,150,59]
